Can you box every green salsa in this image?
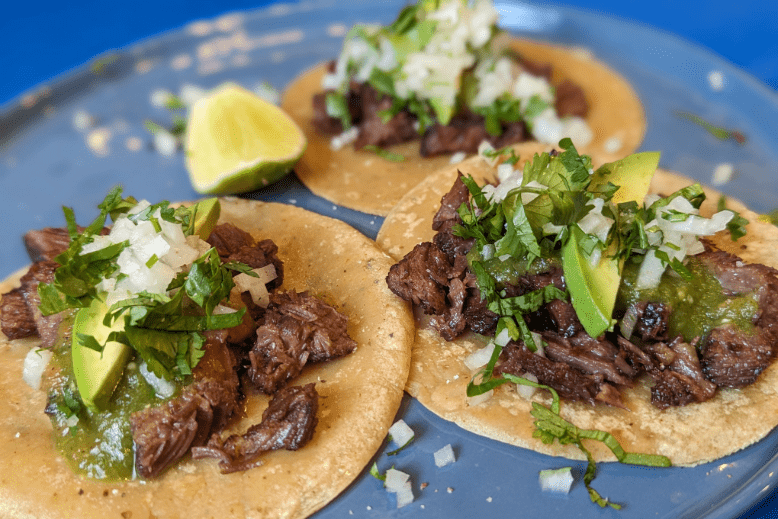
[616,257,759,343]
[44,316,182,480]
[478,251,759,345]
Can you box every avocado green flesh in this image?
[45,316,181,480]
[617,257,759,343]
[589,151,660,206]
[562,226,621,338]
[72,298,132,411]
[191,197,221,240]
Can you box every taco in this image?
[281,0,645,216]
[377,142,778,469]
[0,195,413,518]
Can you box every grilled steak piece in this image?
[19,261,62,349]
[495,340,622,407]
[192,383,319,473]
[630,301,670,342]
[420,112,491,157]
[247,291,356,394]
[554,79,588,118]
[701,325,774,388]
[23,226,110,263]
[0,288,38,340]
[432,172,471,233]
[420,112,531,158]
[620,336,717,409]
[131,377,239,479]
[353,83,417,149]
[386,241,458,316]
[131,330,239,479]
[23,228,72,263]
[207,223,284,292]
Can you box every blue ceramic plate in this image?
[1,1,777,518]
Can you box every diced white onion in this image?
[478,141,497,165]
[464,341,496,370]
[153,130,178,157]
[539,467,574,494]
[385,467,410,489]
[516,372,539,400]
[233,264,277,308]
[712,163,734,186]
[481,243,495,261]
[434,444,457,467]
[139,361,176,398]
[329,127,359,151]
[388,419,414,449]
[23,348,53,390]
[466,389,493,406]
[449,151,467,164]
[495,327,512,347]
[530,332,545,357]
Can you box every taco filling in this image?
[314,0,592,156]
[0,189,356,480]
[385,141,774,414]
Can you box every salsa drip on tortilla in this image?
[313,0,591,157]
[0,189,357,480]
[386,140,777,411]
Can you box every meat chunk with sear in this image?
[247,291,356,394]
[130,330,240,479]
[191,383,319,473]
[0,260,63,348]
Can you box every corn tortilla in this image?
[376,153,778,466]
[0,198,414,518]
[281,37,646,216]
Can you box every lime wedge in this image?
[185,83,306,195]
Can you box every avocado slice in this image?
[191,197,221,240]
[589,151,660,206]
[72,297,131,411]
[562,152,660,338]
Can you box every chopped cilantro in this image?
[675,111,746,145]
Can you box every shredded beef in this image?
[420,112,492,157]
[546,299,582,337]
[19,261,62,349]
[191,383,318,474]
[496,341,622,407]
[619,336,717,409]
[353,83,417,149]
[0,288,38,340]
[312,52,588,156]
[432,172,471,233]
[131,377,239,479]
[130,330,240,479]
[247,291,356,394]
[23,226,109,263]
[630,301,670,342]
[554,79,589,118]
[701,325,774,388]
[207,223,284,291]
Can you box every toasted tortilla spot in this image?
[0,199,414,519]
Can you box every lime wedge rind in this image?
[185,82,306,195]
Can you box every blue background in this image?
[1,1,777,518]
[1,0,776,107]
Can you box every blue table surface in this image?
[1,1,777,518]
